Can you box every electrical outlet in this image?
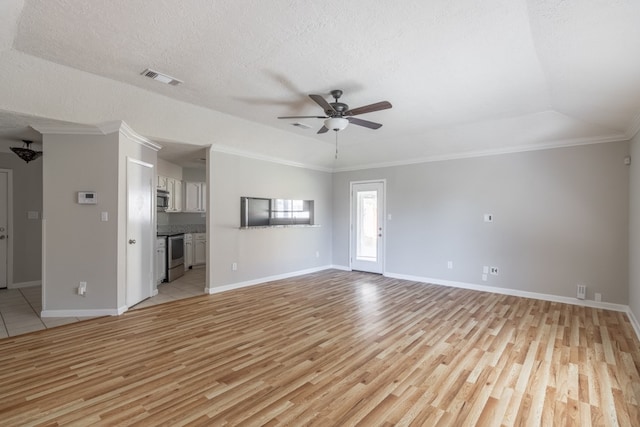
[232,262,237,271]
[595,293,602,302]
[316,251,320,258]
[482,274,488,282]
[577,284,586,300]
[447,261,453,269]
[483,266,489,274]
[490,267,499,275]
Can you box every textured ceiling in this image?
[2,0,640,169]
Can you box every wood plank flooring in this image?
[1,270,639,426]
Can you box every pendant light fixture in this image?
[10,140,42,163]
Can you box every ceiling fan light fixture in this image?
[10,140,42,163]
[324,117,349,132]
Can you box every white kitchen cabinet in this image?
[184,233,193,270]
[168,178,182,212]
[194,233,206,266]
[156,237,166,284]
[159,176,182,212]
[184,182,206,212]
[157,175,168,191]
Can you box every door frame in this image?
[0,169,13,289]
[349,179,386,274]
[125,157,155,307]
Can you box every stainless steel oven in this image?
[167,234,185,282]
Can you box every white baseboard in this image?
[627,308,640,340]
[9,280,42,289]
[41,307,124,318]
[329,264,352,271]
[384,272,629,313]
[206,265,333,294]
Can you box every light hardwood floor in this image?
[0,270,639,426]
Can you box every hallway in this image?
[0,268,205,338]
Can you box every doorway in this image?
[350,180,385,274]
[126,158,154,307]
[0,169,12,289]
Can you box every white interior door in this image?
[350,181,385,274]
[0,170,9,288]
[126,158,154,307]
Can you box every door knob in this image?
[0,235,5,240]
[129,239,136,244]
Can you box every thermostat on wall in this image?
[78,191,97,204]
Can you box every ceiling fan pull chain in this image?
[335,131,338,159]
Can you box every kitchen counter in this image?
[157,231,186,237]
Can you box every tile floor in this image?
[0,267,206,338]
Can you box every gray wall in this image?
[0,150,42,284]
[333,141,630,304]
[210,152,332,287]
[629,133,640,318]
[43,133,119,311]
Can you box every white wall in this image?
[333,141,630,304]
[209,151,333,288]
[629,133,640,320]
[42,133,119,311]
[0,150,42,284]
[157,158,182,180]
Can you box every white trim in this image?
[384,272,629,313]
[30,124,104,135]
[627,308,640,341]
[0,168,13,289]
[211,144,332,173]
[9,280,41,289]
[206,265,332,294]
[33,121,163,151]
[100,121,163,151]
[334,135,629,172]
[330,264,351,271]
[41,306,127,318]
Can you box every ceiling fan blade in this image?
[278,115,327,119]
[309,94,336,114]
[345,101,392,116]
[317,125,329,134]
[347,117,383,130]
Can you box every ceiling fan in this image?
[278,89,392,134]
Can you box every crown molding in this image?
[211,144,333,173]
[98,121,162,151]
[30,124,103,135]
[333,133,629,172]
[33,121,162,151]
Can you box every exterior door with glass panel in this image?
[350,181,384,273]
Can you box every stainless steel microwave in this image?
[157,189,169,211]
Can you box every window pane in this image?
[356,190,377,261]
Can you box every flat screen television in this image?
[241,197,314,227]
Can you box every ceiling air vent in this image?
[291,122,312,129]
[141,68,183,86]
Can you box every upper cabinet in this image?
[184,182,206,213]
[157,175,168,191]
[158,175,182,212]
